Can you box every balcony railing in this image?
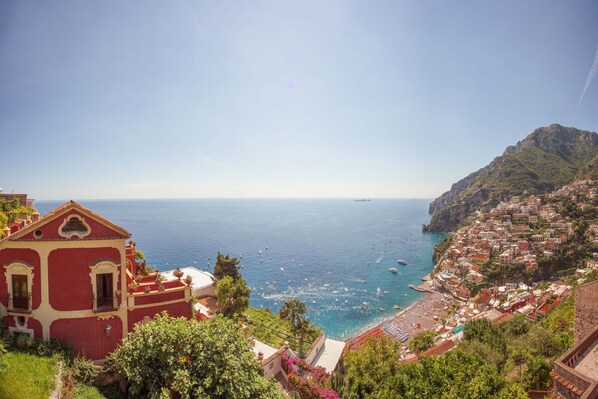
[92,294,120,313]
[7,293,32,313]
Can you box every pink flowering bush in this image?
[282,354,340,399]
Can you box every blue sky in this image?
[1,1,598,200]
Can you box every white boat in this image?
[397,259,407,265]
[389,268,399,273]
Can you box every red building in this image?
[0,201,193,360]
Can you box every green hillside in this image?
[425,124,598,232]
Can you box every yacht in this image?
[389,267,399,273]
[397,259,408,265]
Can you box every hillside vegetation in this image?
[425,124,598,232]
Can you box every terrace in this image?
[553,325,598,399]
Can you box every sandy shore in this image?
[346,290,451,349]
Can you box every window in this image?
[4,262,34,313]
[12,275,29,311]
[59,215,91,239]
[96,273,114,310]
[89,261,119,313]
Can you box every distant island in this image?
[424,124,598,232]
[354,199,371,202]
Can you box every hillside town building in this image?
[0,201,215,360]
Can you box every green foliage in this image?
[3,334,72,359]
[107,313,286,399]
[279,298,311,356]
[540,296,575,351]
[215,275,250,318]
[134,249,152,275]
[0,338,6,374]
[0,212,7,232]
[501,315,531,338]
[523,355,552,391]
[61,356,101,398]
[459,299,576,392]
[341,338,526,399]
[279,298,307,331]
[69,356,99,384]
[433,234,452,262]
[0,198,33,228]
[458,340,506,371]
[407,330,436,353]
[244,308,321,354]
[213,252,241,281]
[0,351,58,399]
[341,336,402,399]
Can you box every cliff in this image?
[424,124,598,232]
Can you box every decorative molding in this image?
[8,326,34,338]
[3,262,34,312]
[89,261,119,313]
[58,214,91,239]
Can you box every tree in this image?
[341,336,402,399]
[523,355,552,391]
[0,213,7,235]
[510,348,527,380]
[407,330,436,353]
[215,275,250,318]
[341,340,527,399]
[134,248,151,275]
[107,313,287,399]
[213,252,241,281]
[279,299,307,331]
[279,299,309,355]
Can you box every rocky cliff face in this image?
[428,169,482,214]
[424,124,598,232]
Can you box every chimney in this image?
[257,352,264,361]
[2,226,10,238]
[31,212,40,222]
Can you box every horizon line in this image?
[35,196,435,202]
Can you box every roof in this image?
[1,200,130,242]
[162,267,214,289]
[310,338,346,372]
[493,312,514,325]
[423,339,454,357]
[483,308,505,322]
[252,339,279,361]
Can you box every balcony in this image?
[92,294,120,313]
[7,293,32,314]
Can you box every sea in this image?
[36,199,444,340]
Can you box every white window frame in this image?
[89,261,119,312]
[3,262,34,313]
[58,214,91,239]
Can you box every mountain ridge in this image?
[424,124,598,232]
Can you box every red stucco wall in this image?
[50,316,123,360]
[128,301,191,331]
[134,290,185,306]
[0,248,41,309]
[5,316,43,339]
[19,210,127,241]
[48,248,121,311]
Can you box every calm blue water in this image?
[36,199,443,339]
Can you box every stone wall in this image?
[574,280,598,344]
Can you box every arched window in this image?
[58,215,91,239]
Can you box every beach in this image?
[346,290,452,351]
